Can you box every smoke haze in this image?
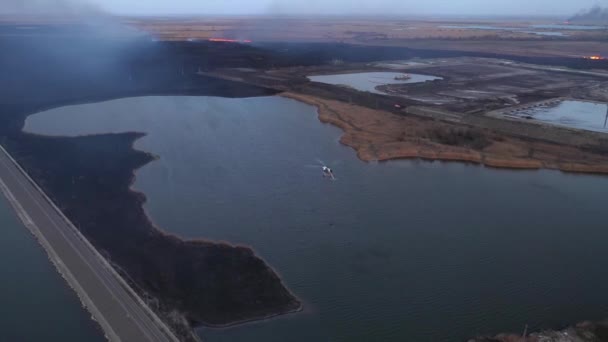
[1,0,606,17]
[569,5,608,23]
[0,0,103,16]
[93,0,600,16]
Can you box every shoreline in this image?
[2,81,299,342]
[15,92,608,342]
[281,92,608,175]
[470,318,608,342]
[18,105,304,337]
[4,27,608,341]
[122,133,305,329]
[21,97,306,324]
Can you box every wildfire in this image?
[208,38,252,43]
[585,55,605,60]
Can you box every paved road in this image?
[0,145,179,342]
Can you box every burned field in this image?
[255,56,608,111]
[374,58,607,112]
[3,19,608,341]
[220,55,608,130]
[0,31,303,341]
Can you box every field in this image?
[2,15,608,341]
[128,16,608,58]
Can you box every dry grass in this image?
[282,92,608,174]
[128,17,608,57]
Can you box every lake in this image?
[521,31,566,37]
[439,24,606,31]
[24,95,608,341]
[0,193,104,341]
[532,24,605,30]
[507,100,608,133]
[439,25,520,31]
[308,72,441,94]
[438,25,568,36]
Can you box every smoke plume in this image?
[569,5,608,24]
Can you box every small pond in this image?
[508,100,608,133]
[308,72,441,94]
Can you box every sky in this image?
[95,0,604,16]
[0,0,606,17]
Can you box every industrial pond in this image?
[438,25,568,36]
[24,95,608,342]
[507,100,608,133]
[308,72,441,94]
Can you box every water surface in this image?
[308,72,441,94]
[0,194,104,341]
[25,95,608,341]
[439,25,568,36]
[440,24,605,31]
[509,100,608,133]
[522,31,566,36]
[439,25,520,31]
[532,24,605,30]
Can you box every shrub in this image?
[428,127,491,150]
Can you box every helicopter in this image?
[305,159,336,180]
[322,165,335,180]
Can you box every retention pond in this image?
[308,72,441,94]
[505,100,608,133]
